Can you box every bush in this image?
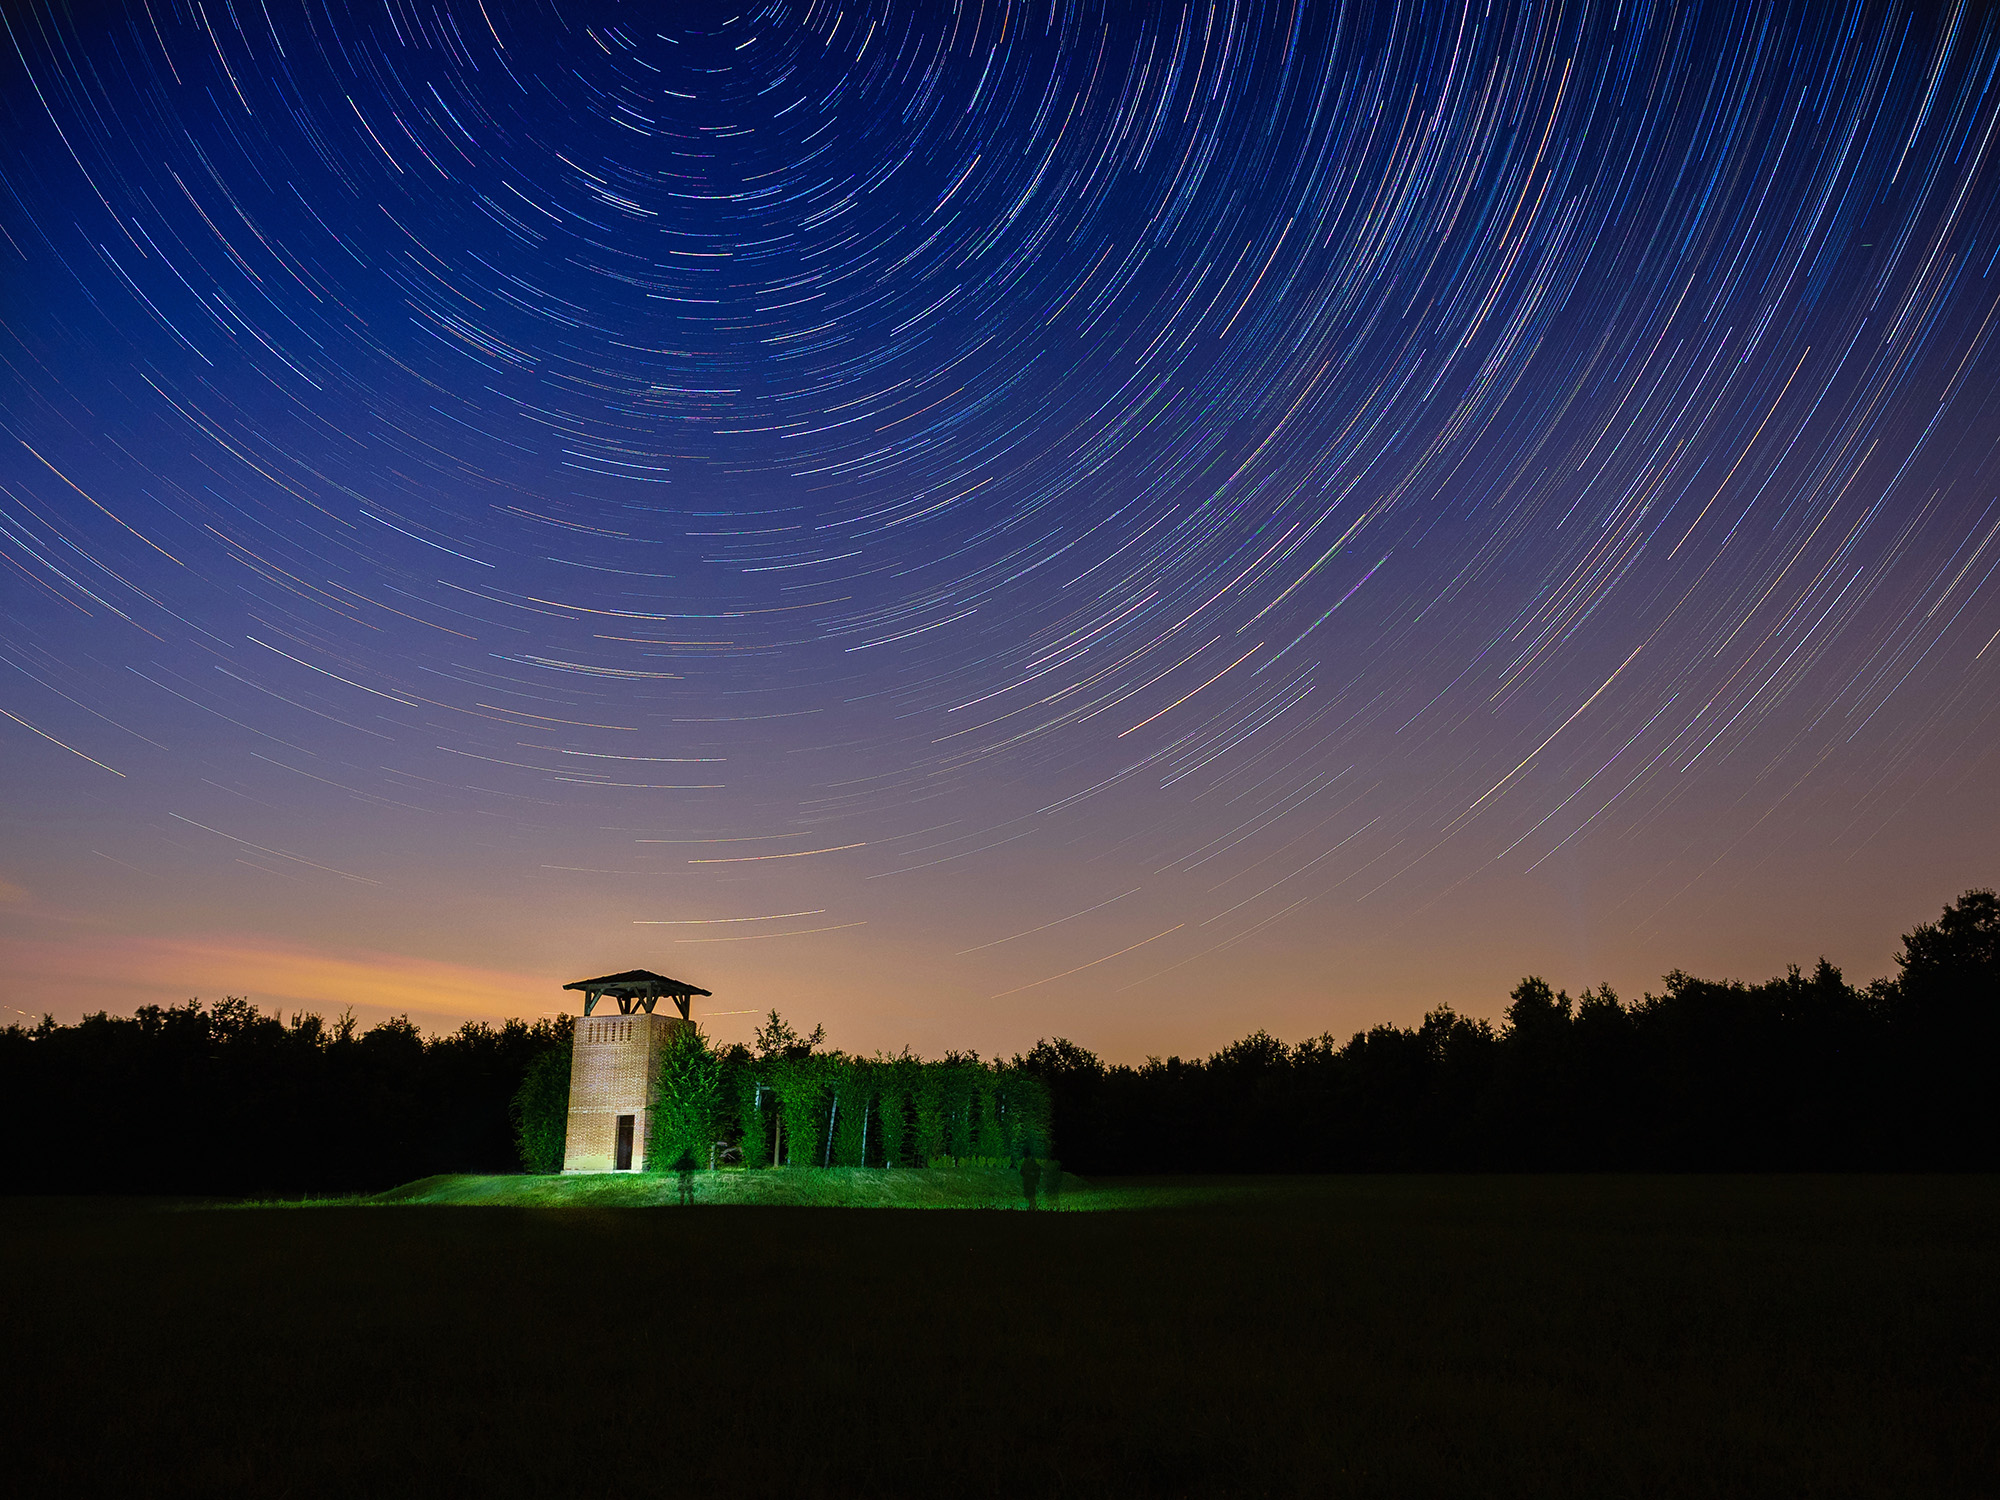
[998,1071,1052,1159]
[729,1054,771,1168]
[649,1025,722,1170]
[511,1041,572,1174]
[875,1063,910,1167]
[831,1061,871,1166]
[772,1055,830,1166]
[973,1073,1006,1159]
[912,1063,948,1164]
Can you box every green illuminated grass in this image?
[4,1176,1995,1497]
[364,1163,1092,1210]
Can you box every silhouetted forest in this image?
[1,890,1991,1193]
[0,1001,569,1195]
[1024,889,1999,1173]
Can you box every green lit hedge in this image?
[622,1023,1054,1172]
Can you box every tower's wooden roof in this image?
[563,969,710,1017]
[563,969,711,999]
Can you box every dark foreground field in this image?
[3,1177,1995,1498]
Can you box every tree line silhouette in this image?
[1029,889,1998,1173]
[0,1000,568,1195]
[1,889,1990,1194]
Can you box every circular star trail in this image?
[3,0,1997,1045]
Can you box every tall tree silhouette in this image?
[1887,888,1998,1165]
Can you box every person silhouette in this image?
[1019,1154,1042,1210]
[674,1150,698,1206]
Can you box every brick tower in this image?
[559,970,711,1173]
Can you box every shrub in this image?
[831,1060,871,1166]
[999,1070,1052,1159]
[511,1040,571,1174]
[875,1061,911,1166]
[944,1061,978,1157]
[729,1055,771,1168]
[772,1055,829,1166]
[649,1025,722,1170]
[974,1072,1007,1159]
[912,1063,948,1164]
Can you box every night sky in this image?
[3,0,1996,1057]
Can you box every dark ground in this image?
[2,1175,1995,1498]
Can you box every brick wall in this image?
[561,1012,691,1172]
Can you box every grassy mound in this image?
[366,1164,1093,1210]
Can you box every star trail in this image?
[2,0,1997,1054]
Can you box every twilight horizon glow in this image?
[2,0,1996,1058]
